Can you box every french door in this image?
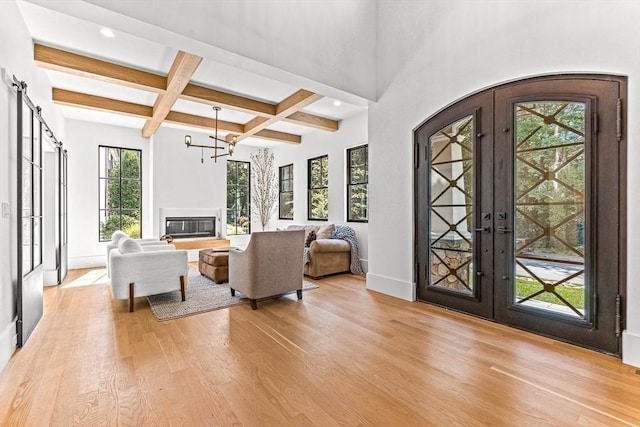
[415,75,626,354]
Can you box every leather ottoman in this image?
[198,249,229,284]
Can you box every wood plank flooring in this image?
[1,266,640,426]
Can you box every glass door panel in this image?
[513,101,587,319]
[429,115,475,296]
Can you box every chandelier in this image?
[184,106,237,163]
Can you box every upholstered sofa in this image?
[285,224,358,279]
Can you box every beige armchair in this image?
[228,230,305,310]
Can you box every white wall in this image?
[369,0,640,366]
[150,126,258,251]
[64,120,151,268]
[78,0,377,102]
[271,112,369,271]
[0,0,65,372]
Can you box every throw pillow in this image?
[111,230,128,244]
[304,230,317,247]
[119,238,143,254]
[316,224,335,240]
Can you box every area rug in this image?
[147,269,318,321]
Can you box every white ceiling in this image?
[16,0,367,147]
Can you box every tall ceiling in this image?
[17,0,369,148]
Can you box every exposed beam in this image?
[234,89,323,142]
[52,88,300,143]
[52,88,153,118]
[181,84,276,117]
[142,51,203,138]
[283,111,339,132]
[35,44,166,93]
[254,129,301,145]
[164,111,244,134]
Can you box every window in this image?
[98,146,142,242]
[308,155,328,220]
[279,164,294,219]
[347,144,368,222]
[20,98,42,275]
[227,160,251,235]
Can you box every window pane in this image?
[22,159,31,216]
[100,210,121,241]
[280,193,294,219]
[349,184,368,221]
[121,180,141,209]
[22,105,32,161]
[33,167,41,216]
[227,161,250,235]
[121,150,141,179]
[33,217,41,267]
[309,188,328,220]
[22,218,31,275]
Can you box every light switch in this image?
[2,202,9,218]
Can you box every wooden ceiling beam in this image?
[234,89,323,143]
[35,44,166,93]
[35,44,339,134]
[254,129,301,145]
[180,84,276,117]
[164,111,244,133]
[283,111,339,132]
[52,88,153,118]
[52,88,300,143]
[142,51,203,138]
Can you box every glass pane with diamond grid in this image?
[429,115,474,296]
[513,102,586,318]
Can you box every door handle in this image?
[496,226,513,233]
[474,226,491,233]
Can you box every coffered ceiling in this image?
[17,0,367,147]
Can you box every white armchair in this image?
[228,230,305,310]
[110,238,189,312]
[106,230,168,277]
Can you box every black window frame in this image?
[347,144,369,222]
[279,163,294,220]
[307,155,329,221]
[98,146,143,242]
[227,160,251,235]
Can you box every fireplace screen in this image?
[165,216,216,239]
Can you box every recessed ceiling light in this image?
[333,100,342,107]
[100,27,115,38]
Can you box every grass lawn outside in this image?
[515,277,585,310]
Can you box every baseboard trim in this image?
[0,317,17,374]
[366,273,415,301]
[68,255,105,269]
[622,330,640,368]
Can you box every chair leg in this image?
[230,288,236,296]
[180,275,186,301]
[249,299,257,310]
[297,289,303,300]
[129,282,135,312]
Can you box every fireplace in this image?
[165,216,216,239]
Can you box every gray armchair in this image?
[228,230,305,310]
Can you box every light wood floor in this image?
[1,267,640,426]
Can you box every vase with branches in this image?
[250,148,278,231]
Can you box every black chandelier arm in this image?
[210,153,231,159]
[185,142,226,150]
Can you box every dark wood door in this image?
[415,75,625,355]
[415,91,494,318]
